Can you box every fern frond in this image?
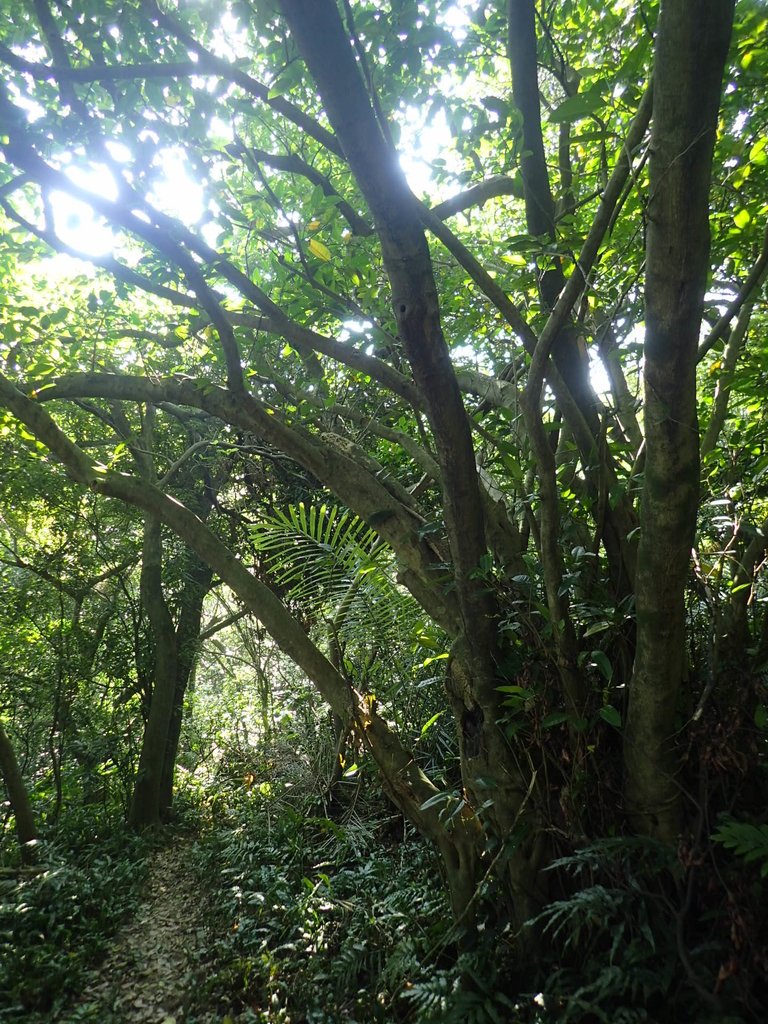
[712,817,768,876]
[250,502,417,645]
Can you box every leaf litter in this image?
[62,839,218,1023]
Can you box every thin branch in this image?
[0,42,197,83]
[159,439,215,487]
[431,176,523,220]
[697,219,768,362]
[231,143,373,236]
[700,298,756,458]
[417,200,539,352]
[199,607,249,642]
[525,83,654,400]
[0,198,198,308]
[31,372,461,632]
[146,1,345,161]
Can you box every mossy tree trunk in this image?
[623,0,736,840]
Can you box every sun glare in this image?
[147,148,205,225]
[44,145,207,261]
[399,106,454,198]
[46,163,118,256]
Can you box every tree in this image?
[0,430,145,821]
[0,718,38,864]
[0,0,765,994]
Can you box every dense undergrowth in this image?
[181,763,526,1024]
[175,737,767,1024]
[0,812,151,1021]
[2,725,766,1023]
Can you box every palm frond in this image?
[250,503,416,643]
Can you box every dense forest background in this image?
[1,0,767,1021]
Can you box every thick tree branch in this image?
[33,372,461,633]
[430,176,524,220]
[0,368,460,842]
[278,0,500,694]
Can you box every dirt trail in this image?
[64,841,214,1024]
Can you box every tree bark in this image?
[158,553,213,814]
[507,0,639,598]
[624,0,735,840]
[277,0,550,929]
[0,719,38,863]
[128,512,179,829]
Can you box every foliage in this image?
[520,837,765,1024]
[250,502,416,643]
[186,765,452,1024]
[712,817,768,878]
[0,0,766,1019]
[0,815,150,1021]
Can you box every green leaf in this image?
[712,818,768,877]
[583,620,612,637]
[542,710,570,728]
[308,238,332,261]
[419,791,454,811]
[590,650,613,681]
[598,705,622,728]
[748,137,767,165]
[422,652,449,667]
[420,711,445,736]
[734,208,751,230]
[549,87,606,124]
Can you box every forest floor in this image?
[65,838,218,1024]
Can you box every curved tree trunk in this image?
[277,0,549,932]
[0,719,38,864]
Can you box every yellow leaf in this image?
[308,238,331,261]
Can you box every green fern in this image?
[250,502,416,641]
[712,817,768,876]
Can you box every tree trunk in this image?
[128,513,179,829]
[158,554,213,815]
[0,719,38,864]
[624,0,735,840]
[278,0,546,932]
[507,0,637,599]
